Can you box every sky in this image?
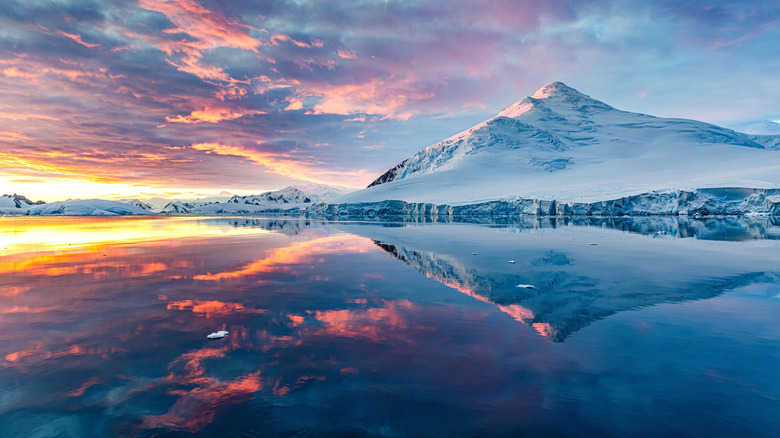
[1,0,779,202]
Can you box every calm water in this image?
[1,216,780,437]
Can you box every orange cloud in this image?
[189,142,374,187]
[308,299,420,342]
[166,106,264,124]
[0,130,31,141]
[0,58,116,85]
[336,48,357,60]
[138,0,259,51]
[165,299,265,318]
[3,343,115,367]
[193,235,374,281]
[2,67,38,79]
[68,377,100,397]
[142,343,264,433]
[58,31,100,48]
[143,370,262,433]
[270,34,323,48]
[132,0,267,88]
[292,76,436,120]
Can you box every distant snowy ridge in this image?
[26,199,149,216]
[0,194,45,213]
[161,201,197,214]
[735,120,780,136]
[227,187,314,205]
[127,199,153,211]
[342,82,780,210]
[183,185,351,214]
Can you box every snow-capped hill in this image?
[193,191,234,204]
[736,120,780,136]
[349,82,780,206]
[291,183,352,201]
[162,201,196,214]
[228,187,313,205]
[26,199,149,216]
[0,194,45,213]
[126,199,153,211]
[223,184,351,206]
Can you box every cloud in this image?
[270,34,324,49]
[166,106,264,123]
[290,76,438,120]
[190,142,375,187]
[336,48,357,60]
[57,31,100,48]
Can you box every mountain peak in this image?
[497,81,610,119]
[532,81,579,99]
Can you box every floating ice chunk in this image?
[207,330,229,339]
[516,284,535,289]
[508,260,516,264]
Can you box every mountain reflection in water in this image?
[2,216,780,437]
[332,217,780,342]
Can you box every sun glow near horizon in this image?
[0,175,355,203]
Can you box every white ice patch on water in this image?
[206,330,229,339]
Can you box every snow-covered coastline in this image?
[307,187,780,219]
[5,187,780,218]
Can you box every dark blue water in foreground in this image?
[1,216,780,437]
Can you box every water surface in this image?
[2,216,780,437]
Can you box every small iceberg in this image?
[207,330,229,339]
[516,284,535,289]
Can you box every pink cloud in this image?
[57,31,99,49]
[166,106,264,124]
[138,0,260,51]
[336,48,357,60]
[270,34,324,48]
[190,142,375,187]
[291,76,438,120]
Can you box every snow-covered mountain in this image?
[26,199,149,216]
[226,184,349,205]
[0,194,45,213]
[735,120,780,136]
[161,200,196,214]
[126,199,153,211]
[338,82,780,208]
[192,185,351,214]
[194,191,235,204]
[126,192,234,213]
[227,187,314,205]
[291,183,352,202]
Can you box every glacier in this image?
[309,188,780,219]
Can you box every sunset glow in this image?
[1,0,778,201]
[0,216,268,255]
